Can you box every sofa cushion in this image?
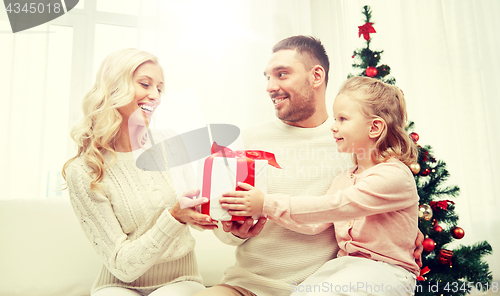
[0,198,101,296]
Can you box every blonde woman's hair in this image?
[62,48,163,191]
[338,76,417,166]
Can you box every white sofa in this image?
[0,198,236,296]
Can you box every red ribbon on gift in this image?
[201,142,281,221]
[430,200,455,211]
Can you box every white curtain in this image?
[1,0,499,281]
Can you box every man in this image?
[195,35,422,296]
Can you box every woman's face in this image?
[118,61,164,128]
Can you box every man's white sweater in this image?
[215,118,352,296]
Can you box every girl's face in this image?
[118,61,164,128]
[331,93,373,155]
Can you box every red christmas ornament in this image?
[410,132,419,142]
[451,226,465,239]
[422,238,436,253]
[366,66,377,77]
[438,249,454,266]
[433,224,443,233]
[358,22,376,41]
[420,168,430,176]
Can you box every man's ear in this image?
[311,65,326,89]
[369,118,385,139]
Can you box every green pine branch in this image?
[362,5,372,23]
[406,121,416,131]
[446,242,493,292]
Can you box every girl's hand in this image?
[414,230,424,268]
[169,189,218,230]
[220,182,264,217]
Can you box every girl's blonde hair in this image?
[338,76,417,166]
[62,48,163,191]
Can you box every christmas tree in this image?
[348,5,395,85]
[348,6,493,296]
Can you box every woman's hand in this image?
[219,182,265,217]
[169,189,218,230]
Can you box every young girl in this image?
[62,48,217,296]
[220,76,419,295]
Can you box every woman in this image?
[62,48,216,296]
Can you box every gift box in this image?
[200,143,281,221]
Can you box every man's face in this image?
[264,49,315,125]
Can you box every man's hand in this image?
[414,230,424,268]
[221,217,267,239]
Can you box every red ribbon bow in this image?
[430,200,455,211]
[358,22,376,41]
[211,142,281,169]
[417,266,431,281]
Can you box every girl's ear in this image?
[369,118,385,139]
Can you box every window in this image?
[0,0,154,199]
